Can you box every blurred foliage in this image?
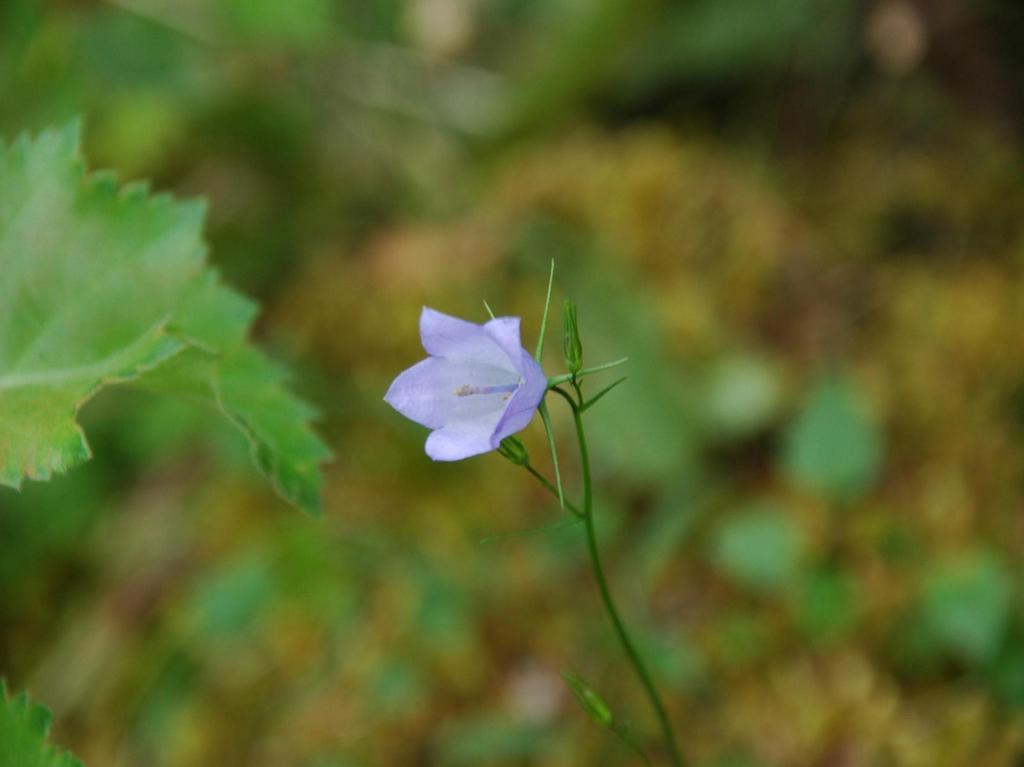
[711,502,804,595]
[3,0,1024,765]
[782,372,883,504]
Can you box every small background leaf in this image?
[711,502,804,594]
[701,353,783,441]
[781,371,883,503]
[922,551,1012,666]
[792,565,862,643]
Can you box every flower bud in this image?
[562,670,613,728]
[497,436,529,466]
[562,300,583,376]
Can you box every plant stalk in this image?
[568,401,685,767]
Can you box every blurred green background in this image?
[3,0,1024,764]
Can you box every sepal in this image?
[562,300,583,376]
[497,436,529,466]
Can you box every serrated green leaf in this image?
[141,271,330,514]
[0,682,84,767]
[0,122,201,486]
[0,122,328,512]
[214,347,330,514]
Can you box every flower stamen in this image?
[454,382,520,397]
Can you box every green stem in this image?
[547,357,628,388]
[524,464,583,518]
[614,724,654,767]
[537,400,566,509]
[568,403,685,767]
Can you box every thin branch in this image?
[534,259,556,361]
[548,357,628,387]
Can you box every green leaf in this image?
[141,272,330,514]
[793,565,861,643]
[711,502,803,593]
[0,122,200,486]
[701,353,782,440]
[781,371,883,503]
[0,122,328,513]
[922,551,1012,666]
[0,682,84,767]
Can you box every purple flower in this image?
[385,307,548,461]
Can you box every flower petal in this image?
[388,307,548,461]
[492,351,548,445]
[426,415,503,461]
[483,316,526,371]
[420,307,516,374]
[384,356,516,430]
